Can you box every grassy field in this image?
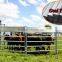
[0,51,61,62]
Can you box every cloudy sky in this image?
[0,0,62,31]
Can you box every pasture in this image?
[0,51,61,62]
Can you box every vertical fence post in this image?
[25,26,27,54]
[55,27,58,61]
[3,24,5,45]
[0,20,1,45]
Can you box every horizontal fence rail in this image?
[0,32,55,54]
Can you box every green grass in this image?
[0,50,61,62]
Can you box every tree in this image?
[45,25,52,29]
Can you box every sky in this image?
[0,0,62,31]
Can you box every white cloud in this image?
[22,17,33,23]
[22,15,41,25]
[19,0,30,6]
[2,18,21,26]
[19,0,42,6]
[0,3,19,19]
[20,15,45,28]
[17,15,42,27]
[19,0,37,6]
[0,2,20,26]
[30,15,41,22]
[21,15,51,28]
[28,0,37,5]
[47,0,59,2]
[0,0,5,3]
[36,4,46,15]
